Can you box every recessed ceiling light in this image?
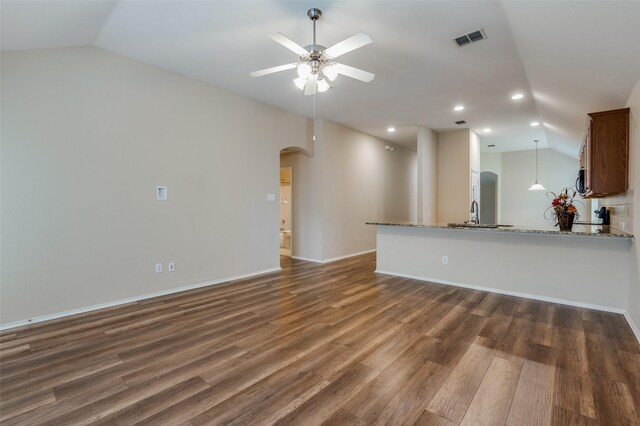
[454,105,465,111]
[530,121,540,127]
[387,127,396,133]
[483,128,492,133]
[511,93,524,100]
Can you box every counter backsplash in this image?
[597,189,635,234]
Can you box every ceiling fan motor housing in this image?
[307,8,322,21]
[303,45,326,58]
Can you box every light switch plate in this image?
[157,186,168,201]
[267,193,276,202]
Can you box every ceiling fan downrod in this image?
[306,8,323,58]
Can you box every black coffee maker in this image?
[595,207,610,225]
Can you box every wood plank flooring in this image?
[1,252,639,425]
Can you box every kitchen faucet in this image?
[468,186,479,225]
[470,199,479,224]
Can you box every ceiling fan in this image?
[250,8,374,96]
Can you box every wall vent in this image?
[455,120,466,125]
[454,28,487,47]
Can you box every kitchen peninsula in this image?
[368,222,634,313]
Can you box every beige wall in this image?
[438,130,471,223]
[501,149,590,229]
[481,152,502,175]
[1,47,418,325]
[470,131,481,179]
[1,47,419,324]
[321,120,416,260]
[417,127,439,224]
[1,47,315,324]
[629,80,640,339]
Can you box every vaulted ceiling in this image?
[2,1,640,156]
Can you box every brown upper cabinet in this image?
[579,107,629,198]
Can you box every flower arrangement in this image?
[545,188,580,230]
[550,189,578,216]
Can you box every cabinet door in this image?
[588,109,629,196]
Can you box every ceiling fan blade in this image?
[269,33,309,56]
[304,77,317,96]
[335,63,375,83]
[250,63,297,77]
[324,32,372,59]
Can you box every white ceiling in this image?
[2,1,640,156]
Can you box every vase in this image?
[557,212,575,231]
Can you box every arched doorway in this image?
[279,166,292,256]
[279,147,312,264]
[480,171,498,224]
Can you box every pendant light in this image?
[528,139,546,191]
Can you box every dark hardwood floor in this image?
[1,252,639,425]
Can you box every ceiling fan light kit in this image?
[250,7,374,96]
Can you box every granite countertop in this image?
[366,221,634,239]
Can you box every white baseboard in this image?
[624,311,640,344]
[322,249,376,264]
[0,267,282,331]
[1,251,376,330]
[375,269,626,315]
[291,249,376,265]
[290,256,323,263]
[322,249,376,263]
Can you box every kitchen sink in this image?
[446,223,499,229]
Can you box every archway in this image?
[279,147,312,264]
[480,171,498,224]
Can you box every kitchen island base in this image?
[374,224,633,313]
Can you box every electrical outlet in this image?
[442,256,449,265]
[168,262,175,272]
[155,263,163,273]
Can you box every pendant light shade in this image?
[528,139,546,191]
[529,182,546,191]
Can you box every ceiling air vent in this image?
[454,28,487,47]
[455,120,467,125]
